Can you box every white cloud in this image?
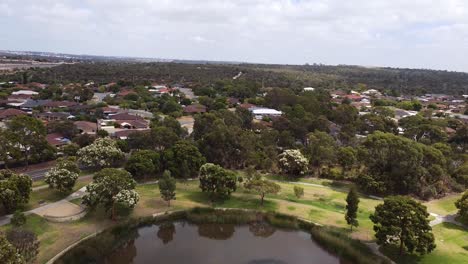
[0,0,468,71]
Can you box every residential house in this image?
[43,101,78,111]
[114,129,150,140]
[17,99,51,112]
[74,121,97,135]
[35,112,75,122]
[249,107,283,120]
[46,133,71,148]
[0,108,27,121]
[183,104,207,114]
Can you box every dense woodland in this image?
[3,62,468,95]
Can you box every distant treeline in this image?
[4,62,468,95]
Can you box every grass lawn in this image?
[5,176,464,264]
[23,177,92,211]
[381,223,468,264]
[423,194,462,215]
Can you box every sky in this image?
[1,0,468,72]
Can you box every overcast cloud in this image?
[1,0,467,71]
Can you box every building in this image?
[17,99,51,112]
[43,101,78,111]
[183,104,207,114]
[303,87,315,92]
[0,108,27,121]
[74,121,97,135]
[46,133,71,148]
[35,112,75,122]
[249,107,283,120]
[12,90,39,96]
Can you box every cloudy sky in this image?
[1,0,467,71]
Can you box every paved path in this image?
[0,186,88,226]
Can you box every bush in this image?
[293,186,304,199]
[11,211,26,227]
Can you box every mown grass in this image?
[423,194,462,215]
[8,176,465,264]
[23,177,92,211]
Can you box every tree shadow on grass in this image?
[379,245,424,264]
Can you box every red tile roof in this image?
[0,108,27,120]
[109,113,144,121]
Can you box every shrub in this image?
[293,186,304,199]
[11,211,26,227]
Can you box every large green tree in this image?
[82,169,139,220]
[0,170,32,213]
[7,116,50,168]
[358,132,449,198]
[199,163,237,201]
[125,150,160,179]
[370,196,435,255]
[305,131,337,176]
[163,140,205,178]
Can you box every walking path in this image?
[0,186,88,226]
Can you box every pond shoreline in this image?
[51,208,391,264]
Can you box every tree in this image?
[370,196,435,255]
[158,170,176,206]
[358,132,449,198]
[125,150,160,180]
[455,191,468,224]
[278,149,308,177]
[77,137,124,169]
[345,187,359,230]
[150,126,179,150]
[0,233,24,264]
[82,169,139,220]
[305,131,337,176]
[5,229,39,263]
[293,186,304,199]
[163,140,205,178]
[44,158,80,193]
[0,171,32,213]
[244,179,280,206]
[199,163,237,201]
[10,211,26,227]
[0,128,18,168]
[337,147,357,176]
[7,116,50,168]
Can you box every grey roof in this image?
[20,99,51,108]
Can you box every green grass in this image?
[12,176,464,264]
[23,177,92,211]
[0,213,51,236]
[381,223,468,264]
[423,194,462,215]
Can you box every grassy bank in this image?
[2,177,465,263]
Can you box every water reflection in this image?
[197,223,235,240]
[156,222,176,244]
[248,221,276,238]
[58,221,341,264]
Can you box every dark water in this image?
[57,221,341,264]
